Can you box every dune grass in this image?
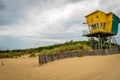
[40,43,92,55]
[0,40,92,58]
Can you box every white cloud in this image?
[0,0,98,35]
[0,0,120,49]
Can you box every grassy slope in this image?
[40,43,92,54]
[0,40,92,58]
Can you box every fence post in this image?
[105,49,108,55]
[115,48,118,53]
[64,53,66,58]
[119,48,120,53]
[71,52,73,57]
[102,49,104,55]
[39,54,46,65]
[38,55,41,65]
[58,54,60,59]
[51,54,54,61]
[45,54,48,63]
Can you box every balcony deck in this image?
[83,32,116,37]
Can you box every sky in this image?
[0,0,120,50]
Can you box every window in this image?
[92,24,96,30]
[100,22,106,30]
[89,25,91,30]
[96,23,99,29]
[96,15,99,18]
[90,23,99,30]
[100,23,102,28]
[103,23,106,29]
[89,22,106,31]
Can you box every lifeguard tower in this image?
[83,10,120,49]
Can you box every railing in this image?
[38,48,120,65]
[82,29,90,35]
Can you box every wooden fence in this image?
[39,48,120,65]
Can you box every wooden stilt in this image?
[90,37,92,47]
[98,34,100,49]
[100,37,102,49]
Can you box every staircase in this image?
[111,36,118,45]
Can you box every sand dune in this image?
[0,54,120,80]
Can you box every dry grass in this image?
[0,54,120,80]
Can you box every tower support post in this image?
[100,37,102,49]
[90,37,92,48]
[98,34,100,49]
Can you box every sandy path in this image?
[0,54,120,80]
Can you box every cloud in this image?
[0,0,120,50]
[98,0,120,16]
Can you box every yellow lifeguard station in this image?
[83,10,120,49]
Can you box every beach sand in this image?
[0,54,120,80]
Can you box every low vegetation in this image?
[1,39,119,58]
[0,40,95,58]
[40,43,92,55]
